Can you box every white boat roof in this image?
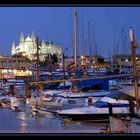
[57,90,110,98]
[119,86,140,99]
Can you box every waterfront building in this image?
[62,55,111,70]
[0,56,31,78]
[11,32,62,61]
[112,54,140,70]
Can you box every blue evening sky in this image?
[0,7,140,58]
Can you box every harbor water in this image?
[0,86,109,133]
[0,106,108,133]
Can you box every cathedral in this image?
[11,32,62,61]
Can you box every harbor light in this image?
[81,55,84,59]
[13,69,17,74]
[29,71,32,75]
[22,52,26,57]
[125,59,128,62]
[26,70,29,74]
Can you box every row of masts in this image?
[73,8,97,68]
[34,9,139,111]
[74,8,139,110]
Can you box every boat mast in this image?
[122,27,126,70]
[88,22,91,68]
[36,36,40,81]
[129,27,139,110]
[74,7,77,67]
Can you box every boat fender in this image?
[33,110,39,115]
[26,98,30,105]
[14,106,19,112]
[88,97,93,105]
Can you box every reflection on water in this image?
[0,103,108,133]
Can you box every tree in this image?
[52,54,58,64]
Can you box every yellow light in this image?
[81,55,84,59]
[26,70,29,73]
[13,69,17,74]
[22,52,26,57]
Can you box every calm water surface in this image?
[0,87,109,134]
[0,106,108,133]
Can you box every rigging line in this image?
[91,23,97,56]
[119,8,140,43]
[104,8,120,37]
[119,9,132,27]
[105,8,123,55]
[124,30,131,54]
[116,9,136,54]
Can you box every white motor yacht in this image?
[57,90,137,121]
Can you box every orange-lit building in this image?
[0,56,32,79]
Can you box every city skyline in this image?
[0,7,140,58]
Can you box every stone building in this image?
[11,32,62,61]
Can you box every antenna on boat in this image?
[129,27,139,110]
[74,7,77,67]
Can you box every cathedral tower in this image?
[20,31,25,42]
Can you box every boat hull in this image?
[58,113,130,122]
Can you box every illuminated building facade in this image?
[11,32,62,61]
[112,54,140,69]
[0,56,31,78]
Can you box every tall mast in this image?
[129,27,139,110]
[88,22,91,68]
[36,36,40,81]
[81,11,84,56]
[74,7,77,67]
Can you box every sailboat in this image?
[57,28,140,122]
[109,27,140,133]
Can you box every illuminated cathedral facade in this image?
[11,32,62,61]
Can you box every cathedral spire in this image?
[11,41,16,55]
[42,39,45,46]
[31,31,35,42]
[12,41,16,47]
[20,31,24,42]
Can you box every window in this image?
[68,100,76,104]
[57,98,62,103]
[117,65,120,68]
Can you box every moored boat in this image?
[57,90,137,121]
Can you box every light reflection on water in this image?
[0,107,108,133]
